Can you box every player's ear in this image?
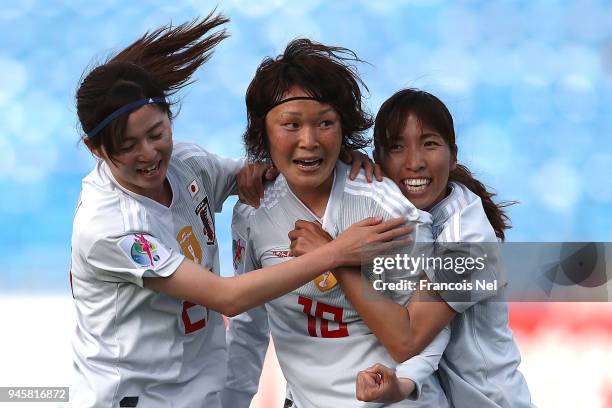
[84,137,103,159]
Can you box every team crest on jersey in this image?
[232,238,245,270]
[118,234,170,268]
[313,271,338,292]
[195,196,215,245]
[272,250,292,258]
[176,226,203,264]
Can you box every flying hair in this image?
[76,11,229,160]
[109,13,229,96]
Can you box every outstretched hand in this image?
[330,217,413,268]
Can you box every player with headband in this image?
[70,14,408,407]
[222,39,450,407]
[290,89,534,407]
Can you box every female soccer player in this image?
[222,41,450,408]
[69,15,408,408]
[290,89,534,407]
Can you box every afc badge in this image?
[117,233,170,268]
[176,226,203,264]
[313,271,338,292]
[232,238,245,270]
[195,196,215,245]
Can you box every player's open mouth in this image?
[293,158,323,171]
[402,178,431,192]
[137,161,161,176]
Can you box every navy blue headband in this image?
[265,96,323,115]
[86,97,167,138]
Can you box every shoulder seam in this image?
[345,179,412,217]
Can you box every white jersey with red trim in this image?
[70,141,242,408]
[223,161,450,408]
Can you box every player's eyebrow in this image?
[316,107,335,117]
[145,120,164,134]
[279,111,303,118]
[420,131,443,140]
[123,120,165,142]
[279,108,336,118]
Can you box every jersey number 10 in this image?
[298,296,348,338]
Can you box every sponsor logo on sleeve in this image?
[195,196,215,245]
[232,238,245,270]
[118,234,171,268]
[176,226,203,264]
[313,271,338,292]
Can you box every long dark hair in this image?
[373,89,514,240]
[243,38,373,162]
[76,12,229,159]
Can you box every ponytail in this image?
[76,12,229,159]
[449,164,514,241]
[110,12,229,96]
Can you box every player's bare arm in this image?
[289,220,455,362]
[146,217,410,316]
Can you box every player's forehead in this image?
[400,114,443,139]
[268,86,338,120]
[124,105,169,140]
[276,104,337,119]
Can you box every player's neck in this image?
[289,174,334,219]
[150,179,173,207]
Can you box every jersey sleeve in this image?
[367,177,433,243]
[424,199,503,313]
[174,142,245,212]
[395,325,451,400]
[203,151,244,212]
[221,202,270,408]
[85,232,185,288]
[364,178,434,302]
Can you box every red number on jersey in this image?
[182,301,207,334]
[298,295,348,338]
[297,296,317,336]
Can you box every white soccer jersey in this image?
[222,162,450,408]
[70,141,242,408]
[397,182,534,408]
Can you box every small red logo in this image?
[272,250,292,258]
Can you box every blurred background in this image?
[0,0,611,407]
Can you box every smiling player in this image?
[289,89,534,407]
